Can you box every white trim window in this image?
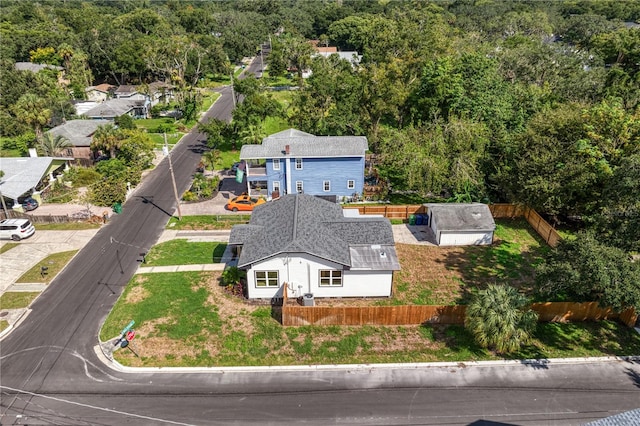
[296,181,303,193]
[295,158,303,170]
[273,158,280,171]
[255,271,279,287]
[323,180,330,192]
[347,180,355,190]
[273,181,280,192]
[319,270,342,287]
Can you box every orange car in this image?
[225,194,266,212]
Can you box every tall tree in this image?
[535,232,640,311]
[11,93,51,139]
[92,123,123,159]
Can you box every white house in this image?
[228,194,400,300]
[424,203,496,246]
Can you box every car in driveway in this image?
[21,197,39,211]
[0,218,36,241]
[225,194,265,212]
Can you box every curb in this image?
[94,342,640,374]
[0,308,31,341]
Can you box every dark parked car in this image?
[21,197,39,211]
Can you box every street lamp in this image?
[163,133,182,220]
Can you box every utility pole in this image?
[164,133,182,220]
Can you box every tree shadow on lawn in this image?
[506,321,640,361]
[436,219,550,305]
[423,324,490,359]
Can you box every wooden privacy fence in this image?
[341,203,561,248]
[342,204,424,219]
[281,300,637,328]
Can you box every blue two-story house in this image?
[239,129,368,202]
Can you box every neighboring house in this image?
[14,62,67,86]
[14,62,64,73]
[239,129,368,202]
[83,98,149,120]
[113,85,146,101]
[147,81,175,106]
[317,51,362,67]
[85,83,115,102]
[47,119,111,164]
[228,193,400,300]
[0,157,69,208]
[423,203,496,246]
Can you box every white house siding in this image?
[245,253,392,299]
[340,270,392,297]
[438,231,493,246]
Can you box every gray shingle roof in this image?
[0,157,68,199]
[585,408,640,426]
[229,194,399,270]
[47,119,111,147]
[424,203,496,232]
[240,129,368,159]
[83,99,143,118]
[14,62,63,73]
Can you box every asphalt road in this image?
[1,58,639,426]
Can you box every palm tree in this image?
[38,133,72,157]
[202,149,221,172]
[465,284,538,354]
[92,123,123,159]
[239,123,265,145]
[11,93,51,140]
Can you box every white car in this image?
[0,218,36,241]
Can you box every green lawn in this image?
[145,240,227,265]
[0,292,40,309]
[167,215,250,230]
[35,222,101,231]
[102,270,640,368]
[0,243,18,254]
[16,250,78,283]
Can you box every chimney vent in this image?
[285,145,290,155]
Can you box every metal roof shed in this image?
[423,203,496,246]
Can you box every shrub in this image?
[465,284,538,354]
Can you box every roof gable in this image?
[230,194,398,270]
[48,119,111,146]
[0,157,68,199]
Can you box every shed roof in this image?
[47,119,111,147]
[0,157,68,199]
[240,128,368,159]
[229,194,399,271]
[424,203,496,232]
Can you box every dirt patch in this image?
[126,278,150,304]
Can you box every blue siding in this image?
[266,159,285,194]
[275,157,364,197]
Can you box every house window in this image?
[66,148,73,157]
[273,181,280,192]
[296,181,303,193]
[273,158,280,171]
[319,270,342,286]
[295,158,303,170]
[255,271,279,287]
[347,180,355,190]
[323,180,330,192]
